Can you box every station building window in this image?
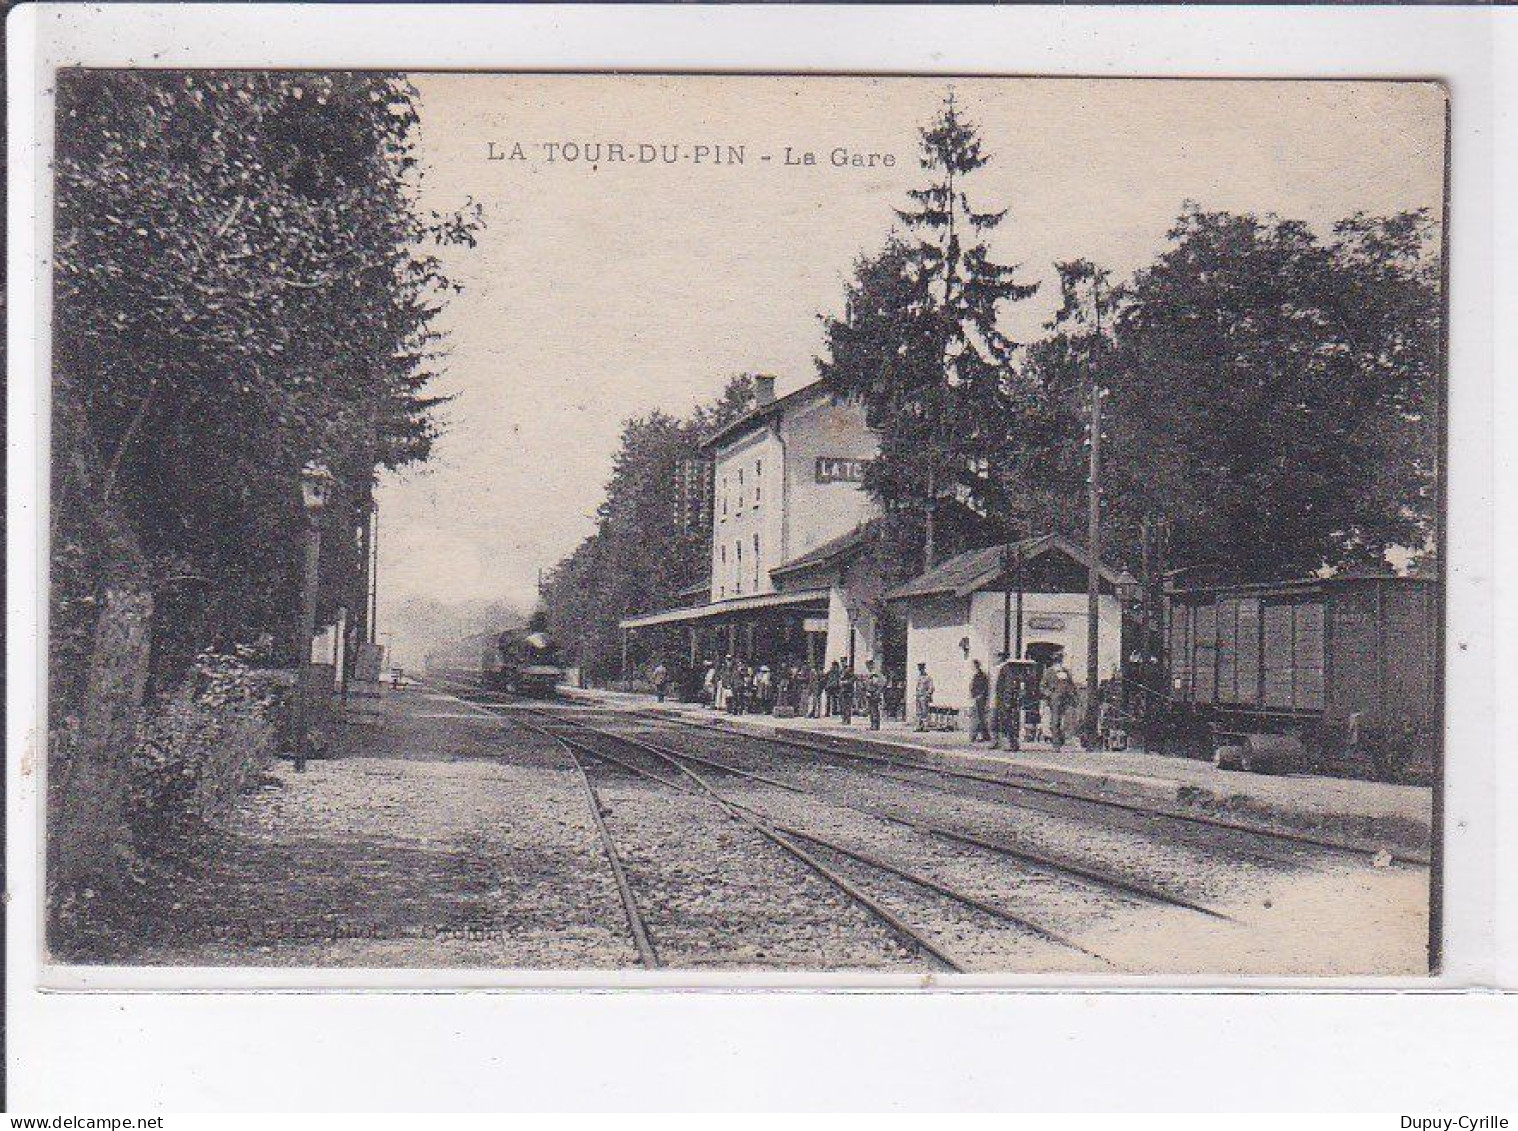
[735,539,743,594]
[754,460,762,506]
[753,533,761,589]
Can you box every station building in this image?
[619,376,886,671]
[885,535,1132,710]
[619,379,1134,704]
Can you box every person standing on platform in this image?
[652,660,669,703]
[913,662,935,732]
[824,660,841,717]
[863,660,885,731]
[839,663,856,725]
[990,652,1021,752]
[968,659,992,743]
[728,663,745,715]
[1040,651,1077,749]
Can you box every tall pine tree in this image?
[820,93,1038,570]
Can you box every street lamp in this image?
[294,461,334,772]
[1115,570,1140,607]
[1001,538,1025,660]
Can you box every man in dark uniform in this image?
[863,659,885,731]
[968,659,991,743]
[990,651,1021,752]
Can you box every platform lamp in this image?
[1106,569,1142,736]
[1114,570,1141,608]
[294,460,334,772]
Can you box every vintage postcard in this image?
[43,71,1446,978]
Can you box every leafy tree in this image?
[542,376,755,681]
[50,70,481,704]
[819,93,1038,570]
[1006,260,1122,550]
[1097,205,1441,580]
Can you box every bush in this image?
[130,650,294,837]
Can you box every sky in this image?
[374,74,1445,651]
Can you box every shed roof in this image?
[886,533,1131,602]
[769,520,879,579]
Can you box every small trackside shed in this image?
[1166,574,1440,779]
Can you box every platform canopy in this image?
[618,587,831,631]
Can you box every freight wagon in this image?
[1164,575,1439,781]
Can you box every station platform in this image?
[562,685,1435,857]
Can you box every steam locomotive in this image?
[485,628,565,696]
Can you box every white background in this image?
[8,2,1515,1111]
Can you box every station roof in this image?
[886,533,1132,602]
[768,520,879,579]
[619,587,830,631]
[699,380,833,453]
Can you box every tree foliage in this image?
[50,70,482,707]
[818,94,1039,570]
[1004,207,1441,581]
[1106,206,1439,579]
[541,376,755,681]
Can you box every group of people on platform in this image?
[670,657,896,730]
[650,648,1088,751]
[953,650,1079,751]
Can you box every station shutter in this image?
[1216,598,1239,703]
[1194,602,1217,704]
[1235,597,1262,705]
[1169,602,1193,699]
[1262,600,1295,708]
[1293,601,1326,711]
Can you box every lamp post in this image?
[1083,268,1108,746]
[294,461,333,772]
[1001,539,1025,660]
[1112,569,1141,744]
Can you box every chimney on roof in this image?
[754,375,777,406]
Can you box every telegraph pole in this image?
[1084,272,1104,744]
[368,503,379,644]
[1002,538,1026,660]
[1002,542,1012,657]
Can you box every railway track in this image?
[558,734,660,968]
[426,674,1255,912]
[576,698,1432,869]
[499,701,978,970]
[518,702,1230,922]
[424,675,1262,970]
[426,668,1426,868]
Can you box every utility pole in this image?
[1139,512,1153,742]
[1002,542,1012,657]
[368,502,379,644]
[1084,271,1104,745]
[1001,538,1025,660]
[1015,543,1025,661]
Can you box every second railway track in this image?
[426,676,1266,971]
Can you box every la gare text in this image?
[485,140,898,169]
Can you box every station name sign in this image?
[815,457,869,484]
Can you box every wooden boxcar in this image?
[1165,575,1439,780]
